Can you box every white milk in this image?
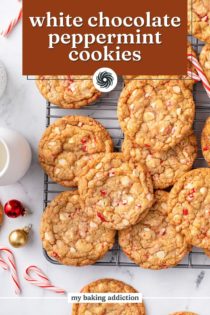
[0,140,8,173]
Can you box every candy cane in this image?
[187,70,200,82]
[0,247,21,295]
[187,53,210,98]
[24,265,66,294]
[0,1,22,37]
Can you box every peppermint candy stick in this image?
[0,1,22,37]
[187,53,210,98]
[0,247,21,295]
[24,265,66,294]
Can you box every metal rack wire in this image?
[43,38,210,268]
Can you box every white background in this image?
[0,1,210,314]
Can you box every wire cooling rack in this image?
[43,38,210,268]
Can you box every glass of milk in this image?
[0,128,32,186]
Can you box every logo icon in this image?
[93,68,118,92]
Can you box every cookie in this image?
[123,43,197,89]
[38,116,113,187]
[40,191,116,266]
[78,153,154,230]
[122,132,197,189]
[117,80,195,152]
[119,191,189,270]
[200,44,210,83]
[36,75,101,108]
[168,168,210,249]
[0,202,3,225]
[170,313,198,315]
[72,278,145,315]
[188,0,210,43]
[201,117,210,165]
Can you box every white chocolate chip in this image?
[173,86,181,94]
[185,183,194,189]
[54,127,61,134]
[58,159,67,166]
[176,108,181,115]
[95,163,102,170]
[68,138,75,144]
[156,251,165,259]
[121,176,131,186]
[59,213,69,221]
[200,187,207,195]
[89,221,98,228]
[146,193,153,201]
[69,247,76,254]
[143,112,155,121]
[48,141,56,147]
[205,61,210,70]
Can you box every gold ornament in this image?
[0,202,3,225]
[9,225,32,248]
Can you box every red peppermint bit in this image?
[183,208,189,216]
[82,145,87,152]
[81,137,88,144]
[100,190,107,197]
[203,146,209,151]
[109,171,115,177]
[52,252,59,259]
[159,228,166,236]
[97,212,107,222]
[145,144,151,148]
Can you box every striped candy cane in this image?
[187,53,210,98]
[0,1,22,37]
[24,265,66,294]
[0,247,21,295]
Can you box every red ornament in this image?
[4,200,26,218]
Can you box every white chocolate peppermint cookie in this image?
[78,153,154,230]
[38,116,113,187]
[117,80,195,152]
[200,44,210,83]
[168,168,210,249]
[119,191,190,270]
[122,132,197,189]
[72,279,145,315]
[36,75,101,108]
[201,117,210,165]
[40,191,116,266]
[170,313,198,315]
[188,0,210,43]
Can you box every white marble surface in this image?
[0,5,210,315]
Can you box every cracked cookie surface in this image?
[40,191,116,266]
[78,153,154,230]
[72,278,145,315]
[119,191,189,270]
[38,116,113,187]
[188,0,210,43]
[123,43,197,89]
[170,313,198,315]
[200,44,210,83]
[36,75,101,108]
[168,168,210,249]
[117,80,195,152]
[122,132,197,189]
[201,117,210,165]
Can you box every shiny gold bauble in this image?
[8,225,31,248]
[0,202,3,225]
